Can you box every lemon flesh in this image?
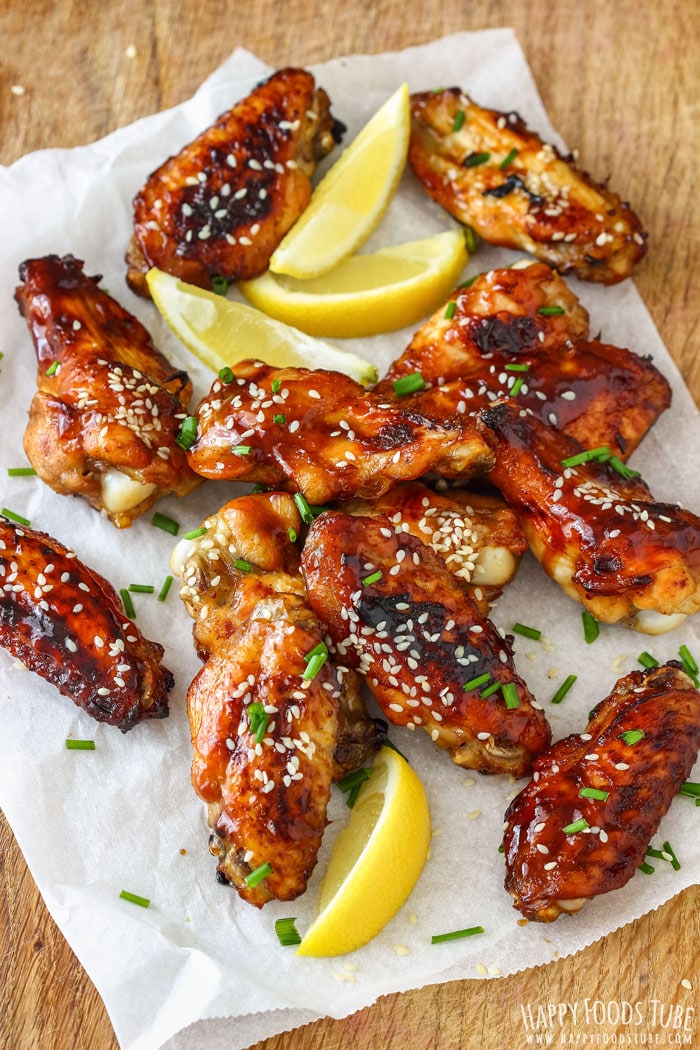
[145,268,378,386]
[241,229,468,339]
[269,84,410,279]
[296,746,431,958]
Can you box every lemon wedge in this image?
[269,84,410,279]
[296,746,430,958]
[145,267,378,386]
[241,229,468,339]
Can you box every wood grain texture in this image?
[1,2,699,1049]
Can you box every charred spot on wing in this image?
[375,421,421,449]
[593,554,624,574]
[472,316,540,356]
[482,174,544,207]
[331,117,347,144]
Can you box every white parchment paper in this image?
[0,29,698,1050]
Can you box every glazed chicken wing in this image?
[16,255,200,528]
[170,492,381,906]
[301,510,551,776]
[378,263,670,461]
[409,89,647,283]
[188,361,494,502]
[481,400,700,634]
[503,663,700,921]
[0,517,172,731]
[126,68,341,297]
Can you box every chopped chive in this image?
[679,781,700,798]
[431,925,484,944]
[119,890,150,908]
[288,527,297,543]
[480,680,502,699]
[560,446,611,468]
[463,226,478,255]
[303,652,327,681]
[247,702,270,744]
[497,844,505,853]
[234,557,255,573]
[251,484,269,495]
[275,917,301,946]
[218,366,235,383]
[608,455,641,480]
[637,862,655,875]
[158,575,174,602]
[362,570,383,586]
[1,508,30,526]
[638,651,659,669]
[232,445,252,455]
[464,151,490,167]
[451,109,466,132]
[505,362,529,373]
[502,682,520,709]
[499,147,518,170]
[346,784,365,808]
[273,413,286,425]
[294,492,314,523]
[620,729,645,746]
[679,644,698,674]
[662,841,681,870]
[510,376,524,397]
[382,738,409,763]
[304,641,328,662]
[338,767,371,806]
[120,588,136,618]
[463,672,491,692]
[183,526,208,540]
[582,610,600,644]
[152,511,179,536]
[551,674,577,705]
[562,818,589,835]
[645,846,666,860]
[245,861,272,887]
[7,467,37,476]
[579,787,609,801]
[45,360,60,376]
[392,372,427,397]
[444,301,457,320]
[271,379,282,394]
[65,739,95,751]
[512,622,541,640]
[211,275,228,296]
[538,305,565,316]
[175,415,198,451]
[128,584,154,593]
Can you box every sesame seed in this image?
[10,84,26,96]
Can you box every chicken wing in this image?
[0,516,172,731]
[409,89,647,283]
[301,510,551,776]
[503,663,700,921]
[378,263,670,461]
[170,492,381,905]
[481,399,700,634]
[126,68,341,297]
[188,360,494,502]
[16,255,200,528]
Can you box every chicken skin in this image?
[481,400,700,634]
[0,517,172,731]
[409,89,647,283]
[126,68,341,297]
[15,255,200,528]
[301,510,551,776]
[170,492,381,906]
[188,360,494,502]
[378,263,670,461]
[503,663,700,922]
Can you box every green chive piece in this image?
[251,483,268,494]
[65,739,95,751]
[452,110,466,132]
[463,226,478,255]
[458,274,479,289]
[499,147,518,170]
[620,729,645,746]
[560,446,611,469]
[392,372,427,397]
[562,818,589,835]
[505,362,529,373]
[273,413,286,425]
[646,846,666,860]
[183,526,208,541]
[638,862,655,875]
[463,672,491,692]
[679,781,700,798]
[271,379,282,394]
[551,674,577,705]
[510,376,524,397]
[538,305,565,316]
[502,682,520,709]
[608,455,641,480]
[579,787,609,801]
[218,366,235,383]
[245,861,273,887]
[464,151,490,167]
[303,652,327,681]
[175,415,198,451]
[275,917,301,946]
[7,467,37,476]
[294,492,314,523]
[247,702,270,744]
[120,588,136,618]
[512,623,541,640]
[679,644,698,673]
[119,889,151,908]
[158,575,174,602]
[232,445,252,455]
[304,641,328,662]
[234,557,254,573]
[638,651,659,669]
[662,841,681,870]
[362,570,383,586]
[497,844,505,854]
[382,738,410,763]
[152,511,179,536]
[444,301,457,320]
[128,584,154,593]
[288,526,297,543]
[582,610,600,644]
[211,275,228,296]
[480,680,502,700]
[45,360,60,376]
[338,767,371,807]
[1,508,30,526]
[431,925,484,944]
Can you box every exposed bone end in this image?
[101,468,157,513]
[629,609,687,635]
[472,545,516,587]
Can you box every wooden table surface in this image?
[1,1,698,1048]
